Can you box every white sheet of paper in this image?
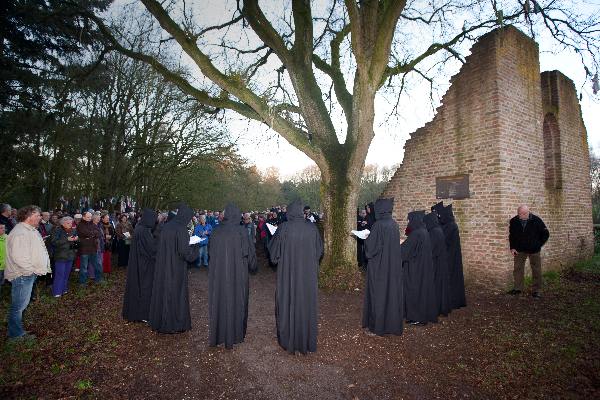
[266,223,277,236]
[351,229,370,240]
[123,232,131,239]
[189,235,202,245]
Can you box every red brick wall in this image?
[382,26,593,288]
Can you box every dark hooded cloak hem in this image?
[424,212,451,316]
[439,204,466,310]
[148,204,199,333]
[269,200,323,354]
[208,204,254,348]
[123,208,158,322]
[401,211,438,324]
[362,198,404,336]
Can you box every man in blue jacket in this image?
[194,215,212,268]
[508,205,550,298]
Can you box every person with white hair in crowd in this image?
[51,216,79,297]
[0,203,15,234]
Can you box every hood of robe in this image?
[140,208,157,228]
[287,200,304,222]
[173,203,194,226]
[167,210,177,222]
[366,202,375,214]
[423,212,439,231]
[431,201,444,216]
[407,210,426,231]
[374,198,394,220]
[439,204,456,224]
[222,203,241,225]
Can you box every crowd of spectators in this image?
[0,202,324,297]
[0,201,324,341]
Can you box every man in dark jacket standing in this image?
[77,211,101,285]
[508,205,550,298]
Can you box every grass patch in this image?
[87,330,101,344]
[572,253,600,274]
[74,379,93,390]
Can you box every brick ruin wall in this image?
[382,26,594,288]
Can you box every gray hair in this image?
[59,216,74,226]
[0,203,11,214]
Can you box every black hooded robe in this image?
[123,208,158,322]
[268,200,323,354]
[148,204,199,333]
[424,212,451,317]
[401,211,438,324]
[362,198,404,336]
[439,204,467,310]
[208,204,255,348]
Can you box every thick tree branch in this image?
[369,0,407,82]
[291,0,313,66]
[138,0,321,161]
[242,0,292,65]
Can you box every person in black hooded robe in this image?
[208,204,255,349]
[123,208,158,322]
[268,200,323,354]
[148,203,199,333]
[431,201,444,218]
[401,211,438,325]
[362,198,404,336]
[439,204,466,310]
[365,202,376,229]
[424,212,451,317]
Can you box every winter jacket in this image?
[51,227,78,261]
[77,220,100,255]
[0,234,7,271]
[5,223,51,281]
[509,213,550,254]
[193,223,212,246]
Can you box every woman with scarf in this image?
[116,214,134,268]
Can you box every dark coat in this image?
[77,219,99,255]
[0,215,15,234]
[424,212,451,316]
[208,204,254,348]
[509,213,549,254]
[401,211,438,323]
[51,226,78,261]
[439,204,466,310]
[362,198,404,335]
[269,200,323,354]
[365,202,376,229]
[148,204,199,333]
[123,209,157,322]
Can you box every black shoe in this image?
[532,292,542,299]
[507,289,522,295]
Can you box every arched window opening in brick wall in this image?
[543,113,562,189]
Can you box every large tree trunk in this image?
[318,79,376,290]
[319,166,363,290]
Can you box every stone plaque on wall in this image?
[436,174,470,199]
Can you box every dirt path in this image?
[1,253,599,399]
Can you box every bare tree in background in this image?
[85,0,600,288]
